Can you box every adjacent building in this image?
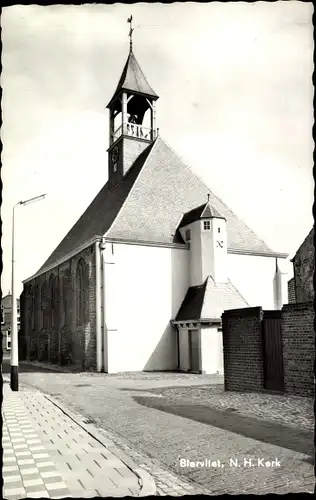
[1,294,20,351]
[288,228,314,304]
[21,37,289,374]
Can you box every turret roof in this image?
[107,51,158,108]
[178,202,226,229]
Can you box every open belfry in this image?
[21,17,288,373]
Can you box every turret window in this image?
[185,229,191,242]
[218,227,221,233]
[203,221,210,231]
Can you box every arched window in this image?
[34,285,40,330]
[29,285,35,330]
[62,270,71,327]
[41,281,48,329]
[76,259,87,325]
[49,275,57,329]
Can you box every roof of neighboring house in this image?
[178,202,226,229]
[107,50,158,107]
[28,137,286,281]
[175,276,249,321]
[1,295,20,307]
[291,227,314,262]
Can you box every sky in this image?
[1,2,314,295]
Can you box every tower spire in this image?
[127,15,134,52]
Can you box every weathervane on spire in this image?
[127,15,134,52]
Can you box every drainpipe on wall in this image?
[171,321,180,371]
[95,240,102,372]
[100,238,108,373]
[176,326,180,371]
[273,258,282,310]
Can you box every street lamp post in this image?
[11,193,46,391]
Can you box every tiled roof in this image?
[202,203,225,220]
[175,282,207,322]
[107,51,158,107]
[175,277,249,321]
[107,137,277,254]
[1,295,20,307]
[33,136,282,279]
[36,144,155,274]
[178,202,225,229]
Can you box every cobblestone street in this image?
[6,363,314,495]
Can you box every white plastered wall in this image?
[200,326,223,375]
[105,243,189,372]
[227,254,289,310]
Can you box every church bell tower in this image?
[106,16,159,185]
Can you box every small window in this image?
[185,229,191,242]
[203,221,210,231]
[113,163,117,172]
[218,227,220,233]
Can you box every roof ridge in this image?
[159,136,275,254]
[104,139,159,237]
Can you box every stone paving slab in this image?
[2,382,143,498]
[5,366,315,496]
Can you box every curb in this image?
[19,360,79,373]
[44,394,157,497]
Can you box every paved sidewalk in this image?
[2,382,149,498]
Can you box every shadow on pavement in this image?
[120,384,224,394]
[132,395,314,457]
[1,358,65,374]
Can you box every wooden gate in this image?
[262,311,284,391]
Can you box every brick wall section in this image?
[287,277,296,304]
[85,245,97,370]
[282,302,314,397]
[293,228,314,303]
[222,307,265,392]
[21,243,98,371]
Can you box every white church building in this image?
[22,34,289,374]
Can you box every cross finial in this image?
[127,15,134,52]
[207,193,210,203]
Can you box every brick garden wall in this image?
[222,303,314,397]
[282,302,314,397]
[222,307,264,392]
